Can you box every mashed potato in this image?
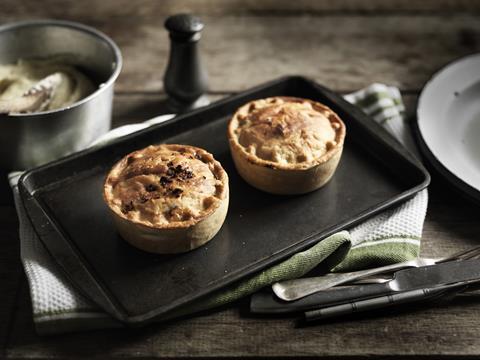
[0,58,95,112]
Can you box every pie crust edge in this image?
[103,144,229,253]
[227,96,346,194]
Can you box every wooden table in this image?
[2,1,480,358]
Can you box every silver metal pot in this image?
[0,20,122,170]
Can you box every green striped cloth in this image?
[338,84,427,270]
[13,84,427,334]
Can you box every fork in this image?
[273,245,480,301]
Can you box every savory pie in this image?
[103,144,229,254]
[227,96,346,194]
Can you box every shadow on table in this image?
[112,95,175,128]
[0,170,13,205]
[6,281,249,356]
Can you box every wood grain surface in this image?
[2,0,480,17]
[2,1,480,93]
[56,16,480,92]
[1,0,480,358]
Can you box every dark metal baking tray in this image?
[18,76,430,324]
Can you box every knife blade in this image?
[251,258,480,314]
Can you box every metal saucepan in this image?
[0,20,122,170]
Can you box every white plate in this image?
[417,53,480,201]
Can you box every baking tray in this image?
[19,76,430,324]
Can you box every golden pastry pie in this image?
[227,96,346,194]
[103,144,229,254]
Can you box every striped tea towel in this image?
[338,84,428,271]
[12,84,428,334]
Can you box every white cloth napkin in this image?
[12,85,427,335]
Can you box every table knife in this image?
[251,258,480,314]
[304,281,474,323]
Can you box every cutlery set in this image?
[251,246,480,323]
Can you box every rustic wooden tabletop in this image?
[1,1,480,358]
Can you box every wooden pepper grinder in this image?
[164,14,209,112]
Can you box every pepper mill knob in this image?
[164,14,209,112]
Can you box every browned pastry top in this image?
[103,144,228,228]
[228,96,345,170]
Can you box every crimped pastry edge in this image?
[227,96,346,171]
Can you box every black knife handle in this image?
[251,283,391,314]
[305,288,431,321]
[304,283,468,322]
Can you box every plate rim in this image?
[416,53,480,203]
